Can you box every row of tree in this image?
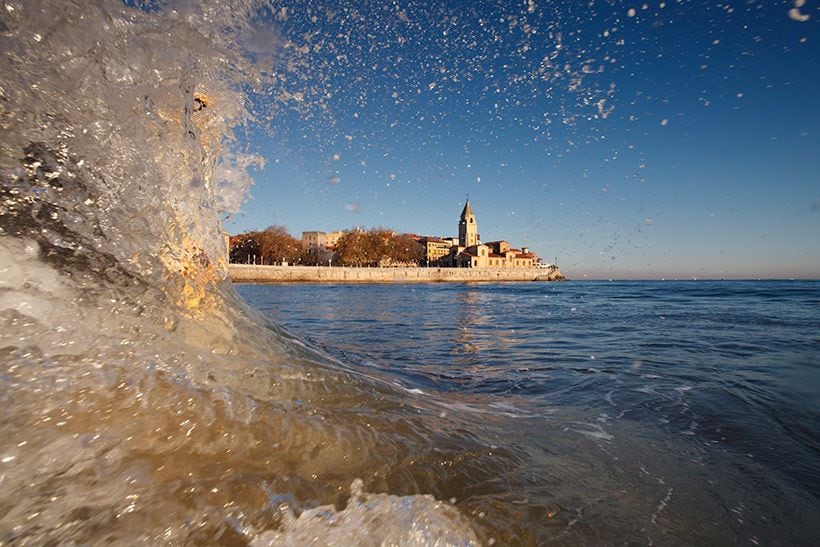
[229,226,425,267]
[334,228,423,267]
[229,226,302,265]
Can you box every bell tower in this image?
[458,199,479,247]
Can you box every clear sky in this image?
[223,1,820,279]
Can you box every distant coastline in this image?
[228,264,566,284]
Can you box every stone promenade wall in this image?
[228,264,565,283]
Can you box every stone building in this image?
[302,201,541,269]
[416,237,452,266]
[301,230,344,264]
[458,200,480,247]
[448,200,538,268]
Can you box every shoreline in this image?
[228,264,566,283]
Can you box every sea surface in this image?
[237,279,820,544]
[2,1,818,543]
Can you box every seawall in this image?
[228,264,565,283]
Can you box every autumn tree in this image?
[335,228,423,266]
[229,232,260,263]
[368,228,394,266]
[299,246,319,266]
[392,233,425,265]
[228,226,301,265]
[257,225,302,265]
[231,226,424,267]
[335,229,370,266]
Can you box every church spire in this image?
[460,199,474,220]
[458,199,479,247]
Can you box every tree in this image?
[229,232,260,263]
[335,227,422,267]
[231,226,424,267]
[368,228,394,266]
[391,233,424,265]
[300,246,320,266]
[257,225,301,264]
[335,229,369,266]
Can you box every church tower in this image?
[458,199,479,247]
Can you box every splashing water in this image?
[2,1,818,545]
[0,1,485,543]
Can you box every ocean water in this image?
[237,280,820,544]
[1,0,818,544]
[1,1,484,543]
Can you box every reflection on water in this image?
[0,1,487,542]
[237,280,820,544]
[454,289,493,360]
[1,0,818,542]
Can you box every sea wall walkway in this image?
[228,264,565,283]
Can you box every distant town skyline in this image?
[223,1,819,280]
[232,198,542,270]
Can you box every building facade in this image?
[458,200,480,247]
[449,201,538,268]
[301,230,344,264]
[302,201,541,269]
[417,237,452,266]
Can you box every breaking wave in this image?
[5,2,818,545]
[0,1,488,543]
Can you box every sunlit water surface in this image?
[237,279,820,544]
[1,0,818,543]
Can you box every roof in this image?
[460,199,474,219]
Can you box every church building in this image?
[447,200,537,268]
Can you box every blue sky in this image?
[223,1,819,279]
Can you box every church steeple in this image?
[458,199,479,247]
[460,200,474,220]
